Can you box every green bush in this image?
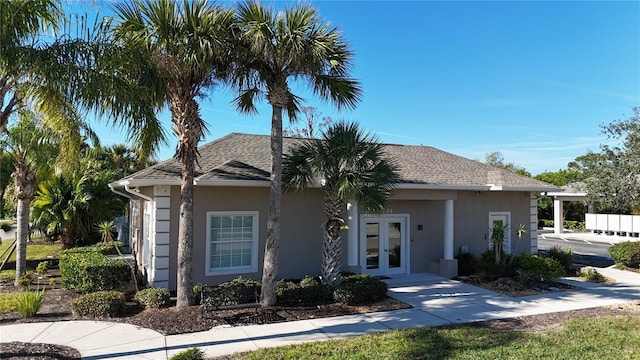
[134,288,170,309]
[333,274,388,305]
[512,254,564,282]
[59,248,131,293]
[17,271,34,288]
[564,221,585,231]
[35,261,49,275]
[479,249,510,265]
[578,267,606,283]
[455,250,478,276]
[474,261,514,282]
[276,276,333,305]
[13,289,45,318]
[547,246,574,273]
[169,348,204,360]
[608,241,640,268]
[71,291,125,318]
[205,276,261,308]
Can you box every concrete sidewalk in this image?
[2,268,639,359]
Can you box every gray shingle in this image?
[119,133,557,190]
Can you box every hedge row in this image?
[59,246,131,293]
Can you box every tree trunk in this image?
[322,191,344,287]
[176,160,194,307]
[13,165,34,286]
[14,197,29,286]
[261,103,284,307]
[174,98,200,308]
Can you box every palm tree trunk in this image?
[261,103,284,307]
[322,192,344,287]
[13,166,34,286]
[14,197,29,286]
[174,99,199,308]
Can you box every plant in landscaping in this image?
[12,289,45,318]
[512,254,565,282]
[547,245,575,273]
[455,249,478,276]
[276,276,333,305]
[282,123,398,287]
[490,222,507,264]
[578,267,607,283]
[134,288,170,309]
[608,241,640,268]
[71,291,125,318]
[205,276,261,308]
[59,247,131,293]
[17,271,33,288]
[169,348,205,360]
[35,261,48,274]
[333,274,388,305]
[95,220,116,243]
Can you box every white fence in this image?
[585,213,640,237]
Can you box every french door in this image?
[361,216,408,276]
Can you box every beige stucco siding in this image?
[151,186,533,290]
[386,191,532,274]
[167,186,326,289]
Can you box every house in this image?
[109,133,558,289]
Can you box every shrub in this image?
[578,267,606,283]
[205,276,261,308]
[12,289,45,318]
[474,261,514,281]
[608,241,640,268]
[17,271,34,288]
[169,348,204,360]
[59,249,131,293]
[134,288,170,309]
[455,250,478,276]
[333,274,387,305]
[35,261,48,275]
[71,291,125,318]
[193,283,204,305]
[276,276,332,305]
[479,249,510,265]
[512,254,564,282]
[547,246,574,273]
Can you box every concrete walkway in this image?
[2,267,639,359]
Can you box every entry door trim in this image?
[360,214,410,276]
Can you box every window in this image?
[206,211,259,275]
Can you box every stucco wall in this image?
[166,186,326,289]
[151,186,533,289]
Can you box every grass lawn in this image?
[0,240,61,279]
[233,316,640,360]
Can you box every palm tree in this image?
[283,122,399,286]
[233,0,361,306]
[0,0,78,142]
[1,113,58,285]
[31,165,93,248]
[110,0,235,307]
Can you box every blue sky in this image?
[78,0,640,175]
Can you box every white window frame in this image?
[488,211,512,255]
[205,211,259,276]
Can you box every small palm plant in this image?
[283,122,399,286]
[491,222,507,264]
[95,220,116,243]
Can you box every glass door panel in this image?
[366,222,380,270]
[388,222,402,268]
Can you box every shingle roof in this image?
[114,133,558,191]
